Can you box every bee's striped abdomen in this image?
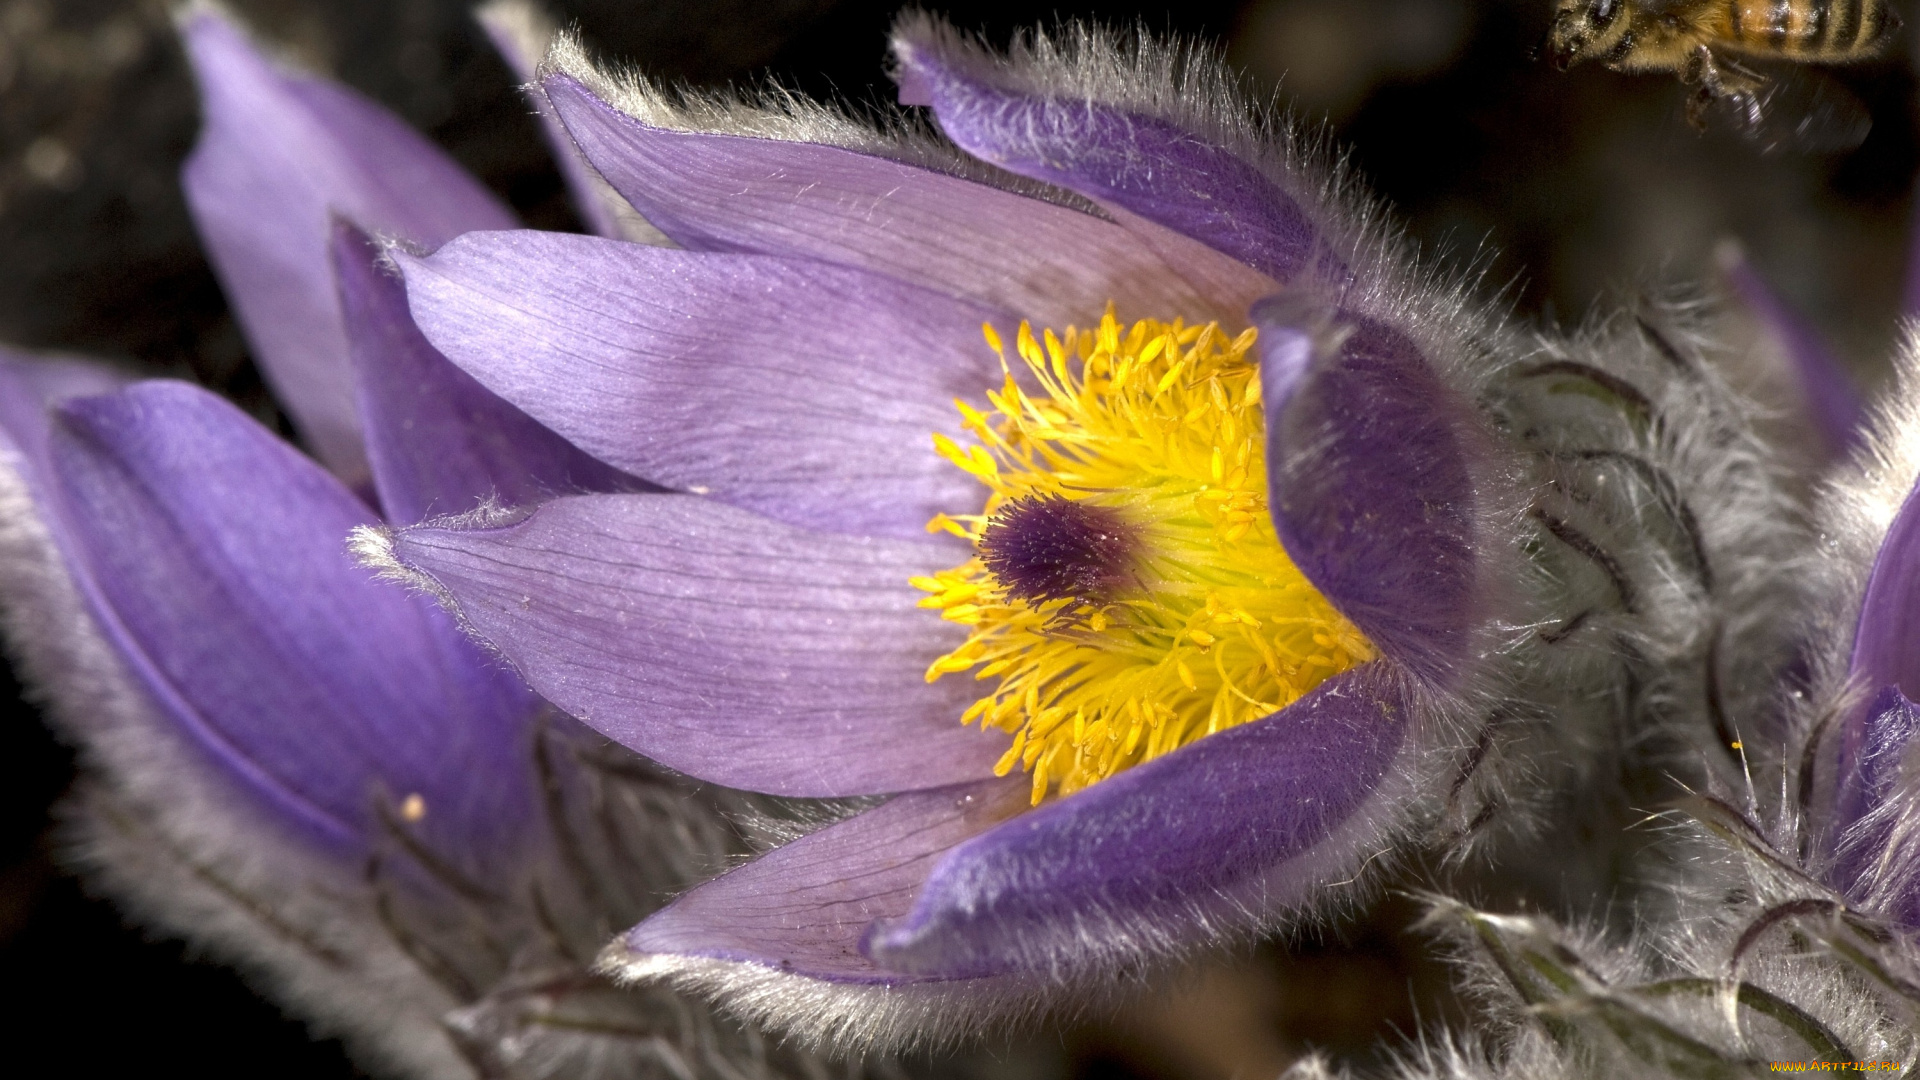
[1726,0,1896,59]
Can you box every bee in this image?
[1547,0,1900,150]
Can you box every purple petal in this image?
[865,665,1408,977]
[616,665,1408,982]
[1257,305,1479,685]
[179,9,516,486]
[620,777,1031,982]
[382,494,1011,797]
[48,381,537,867]
[1720,245,1863,459]
[538,74,1243,327]
[1827,686,1920,924]
[891,23,1329,286]
[1850,481,1920,699]
[332,222,645,524]
[396,229,998,539]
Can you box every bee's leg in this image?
[1683,45,1719,131]
[1716,55,1768,97]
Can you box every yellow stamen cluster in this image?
[915,306,1375,805]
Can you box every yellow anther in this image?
[938,582,982,604]
[1155,360,1188,395]
[955,400,991,433]
[925,514,972,540]
[1016,322,1044,367]
[994,730,1025,776]
[982,321,1004,356]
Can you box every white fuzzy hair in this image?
[1820,324,1920,566]
[1401,786,1920,1080]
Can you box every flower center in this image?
[916,306,1375,805]
[978,494,1137,608]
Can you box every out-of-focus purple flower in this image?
[0,9,771,1078]
[28,2,651,872]
[349,13,1551,1046]
[1715,241,1866,463]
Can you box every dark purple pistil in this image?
[979,495,1136,607]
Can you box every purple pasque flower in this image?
[354,14,1543,1047]
[0,9,796,1078]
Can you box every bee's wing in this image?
[1704,67,1872,155]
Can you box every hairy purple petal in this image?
[48,381,536,867]
[1833,686,1919,845]
[891,25,1326,286]
[332,222,644,524]
[1828,686,1920,924]
[1257,305,1479,685]
[382,494,1011,798]
[179,8,515,487]
[538,74,1240,326]
[1721,245,1863,459]
[396,229,998,539]
[1850,482,1920,700]
[622,777,1029,982]
[864,665,1408,977]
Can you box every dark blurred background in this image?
[0,0,1913,1076]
